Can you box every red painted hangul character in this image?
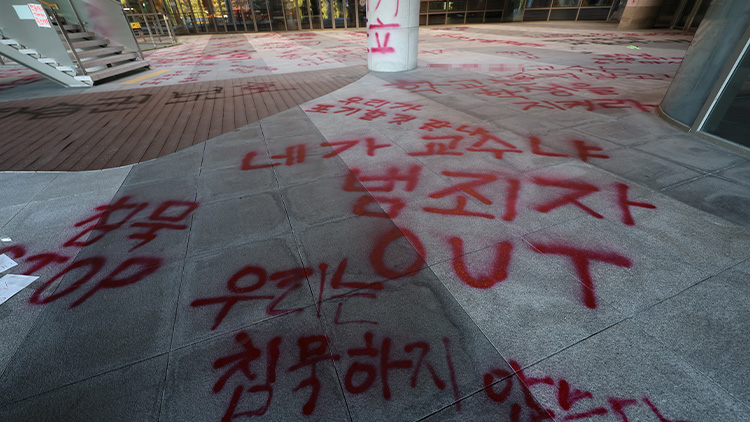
[475,87,528,98]
[343,165,421,193]
[388,113,418,125]
[127,200,198,251]
[514,100,568,111]
[315,259,382,324]
[343,332,413,399]
[334,106,362,116]
[458,125,522,159]
[215,333,282,420]
[403,337,460,404]
[408,135,464,157]
[322,137,391,158]
[390,102,423,112]
[556,100,597,111]
[419,119,452,132]
[569,83,619,96]
[64,196,149,248]
[270,144,308,166]
[190,265,312,330]
[448,79,486,90]
[305,104,336,113]
[359,109,388,121]
[287,335,341,415]
[423,171,498,219]
[363,99,390,108]
[483,361,556,421]
[339,97,364,106]
[385,80,444,94]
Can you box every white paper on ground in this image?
[0,254,18,273]
[0,274,39,305]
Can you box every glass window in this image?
[580,0,612,5]
[429,1,448,11]
[526,0,552,7]
[448,0,467,11]
[467,0,486,10]
[466,11,484,21]
[428,13,446,23]
[447,13,465,23]
[703,46,750,147]
[553,0,579,7]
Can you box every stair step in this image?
[75,75,94,85]
[72,38,109,49]
[82,52,139,69]
[62,24,82,32]
[18,49,39,57]
[64,31,95,40]
[56,66,76,76]
[88,60,150,82]
[1,39,20,46]
[39,58,58,65]
[75,45,124,59]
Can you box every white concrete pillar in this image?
[367,0,419,72]
[618,0,665,30]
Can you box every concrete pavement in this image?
[0,22,748,421]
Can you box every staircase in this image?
[57,21,150,83]
[0,10,150,88]
[0,36,91,87]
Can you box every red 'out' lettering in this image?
[616,183,656,226]
[531,243,632,309]
[370,227,426,279]
[449,238,513,289]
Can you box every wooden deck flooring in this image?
[0,66,368,171]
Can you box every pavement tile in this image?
[715,161,750,188]
[522,320,748,422]
[162,309,349,422]
[281,173,366,231]
[318,268,509,422]
[0,354,167,422]
[202,132,266,172]
[633,259,750,406]
[172,235,314,348]
[1,189,119,235]
[0,173,57,207]
[661,175,750,228]
[626,190,750,272]
[421,375,549,421]
[297,215,428,287]
[634,134,747,172]
[0,261,183,404]
[187,192,291,258]
[197,165,278,204]
[589,146,702,190]
[431,238,626,364]
[121,143,205,186]
[30,167,131,201]
[522,212,720,316]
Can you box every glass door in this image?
[701,41,750,147]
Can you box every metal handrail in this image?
[47,7,86,75]
[66,0,87,32]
